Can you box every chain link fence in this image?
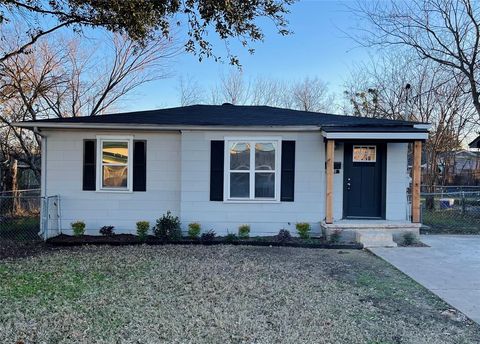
[420,191,480,234]
[0,190,60,243]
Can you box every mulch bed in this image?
[47,234,363,249]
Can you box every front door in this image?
[343,143,386,219]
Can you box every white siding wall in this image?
[180,131,325,236]
[333,143,344,220]
[44,130,181,234]
[43,129,410,236]
[385,142,409,220]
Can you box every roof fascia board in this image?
[321,131,429,140]
[14,122,321,132]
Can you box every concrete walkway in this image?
[370,235,480,324]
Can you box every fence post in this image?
[42,197,49,241]
[461,191,466,215]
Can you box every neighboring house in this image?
[469,135,480,149]
[437,150,480,186]
[15,104,429,247]
[0,155,40,192]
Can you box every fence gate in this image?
[0,190,61,242]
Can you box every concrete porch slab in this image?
[321,220,420,247]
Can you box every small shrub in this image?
[136,221,150,240]
[201,229,216,242]
[153,211,181,241]
[296,222,311,239]
[224,233,237,242]
[99,225,115,236]
[238,224,250,239]
[329,229,341,244]
[277,229,292,243]
[71,220,85,236]
[402,231,417,246]
[188,222,201,239]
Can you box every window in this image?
[226,138,280,201]
[97,136,133,191]
[353,145,376,162]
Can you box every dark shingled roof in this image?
[469,135,480,149]
[20,104,427,132]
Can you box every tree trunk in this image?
[10,158,20,216]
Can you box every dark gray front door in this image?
[343,143,386,219]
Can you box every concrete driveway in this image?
[370,235,480,324]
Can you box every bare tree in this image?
[345,53,476,201]
[218,70,250,105]
[0,32,178,190]
[177,75,205,106]
[203,73,334,111]
[355,0,480,122]
[250,77,293,108]
[292,77,334,112]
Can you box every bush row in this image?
[71,212,315,241]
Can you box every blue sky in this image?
[125,0,370,112]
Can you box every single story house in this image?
[15,104,429,247]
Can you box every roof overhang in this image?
[13,122,322,132]
[321,131,428,141]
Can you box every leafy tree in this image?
[0,0,294,65]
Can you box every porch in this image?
[322,129,425,247]
[321,220,422,247]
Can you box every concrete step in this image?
[356,231,397,248]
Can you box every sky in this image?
[124,0,371,113]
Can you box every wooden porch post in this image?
[412,140,422,223]
[326,140,334,224]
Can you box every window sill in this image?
[223,199,281,204]
[95,189,133,194]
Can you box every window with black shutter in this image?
[83,140,96,191]
[133,140,147,191]
[210,140,224,201]
[281,141,295,201]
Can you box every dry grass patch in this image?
[0,245,479,343]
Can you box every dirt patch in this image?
[397,241,429,247]
[0,241,49,260]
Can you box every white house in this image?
[15,104,429,247]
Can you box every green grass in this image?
[0,259,107,301]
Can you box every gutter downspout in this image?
[34,127,48,239]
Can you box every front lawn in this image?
[0,245,479,343]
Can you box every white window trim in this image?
[96,135,134,193]
[353,145,377,163]
[224,136,282,203]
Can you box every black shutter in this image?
[133,140,147,192]
[210,140,224,201]
[281,141,295,202]
[83,140,96,191]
